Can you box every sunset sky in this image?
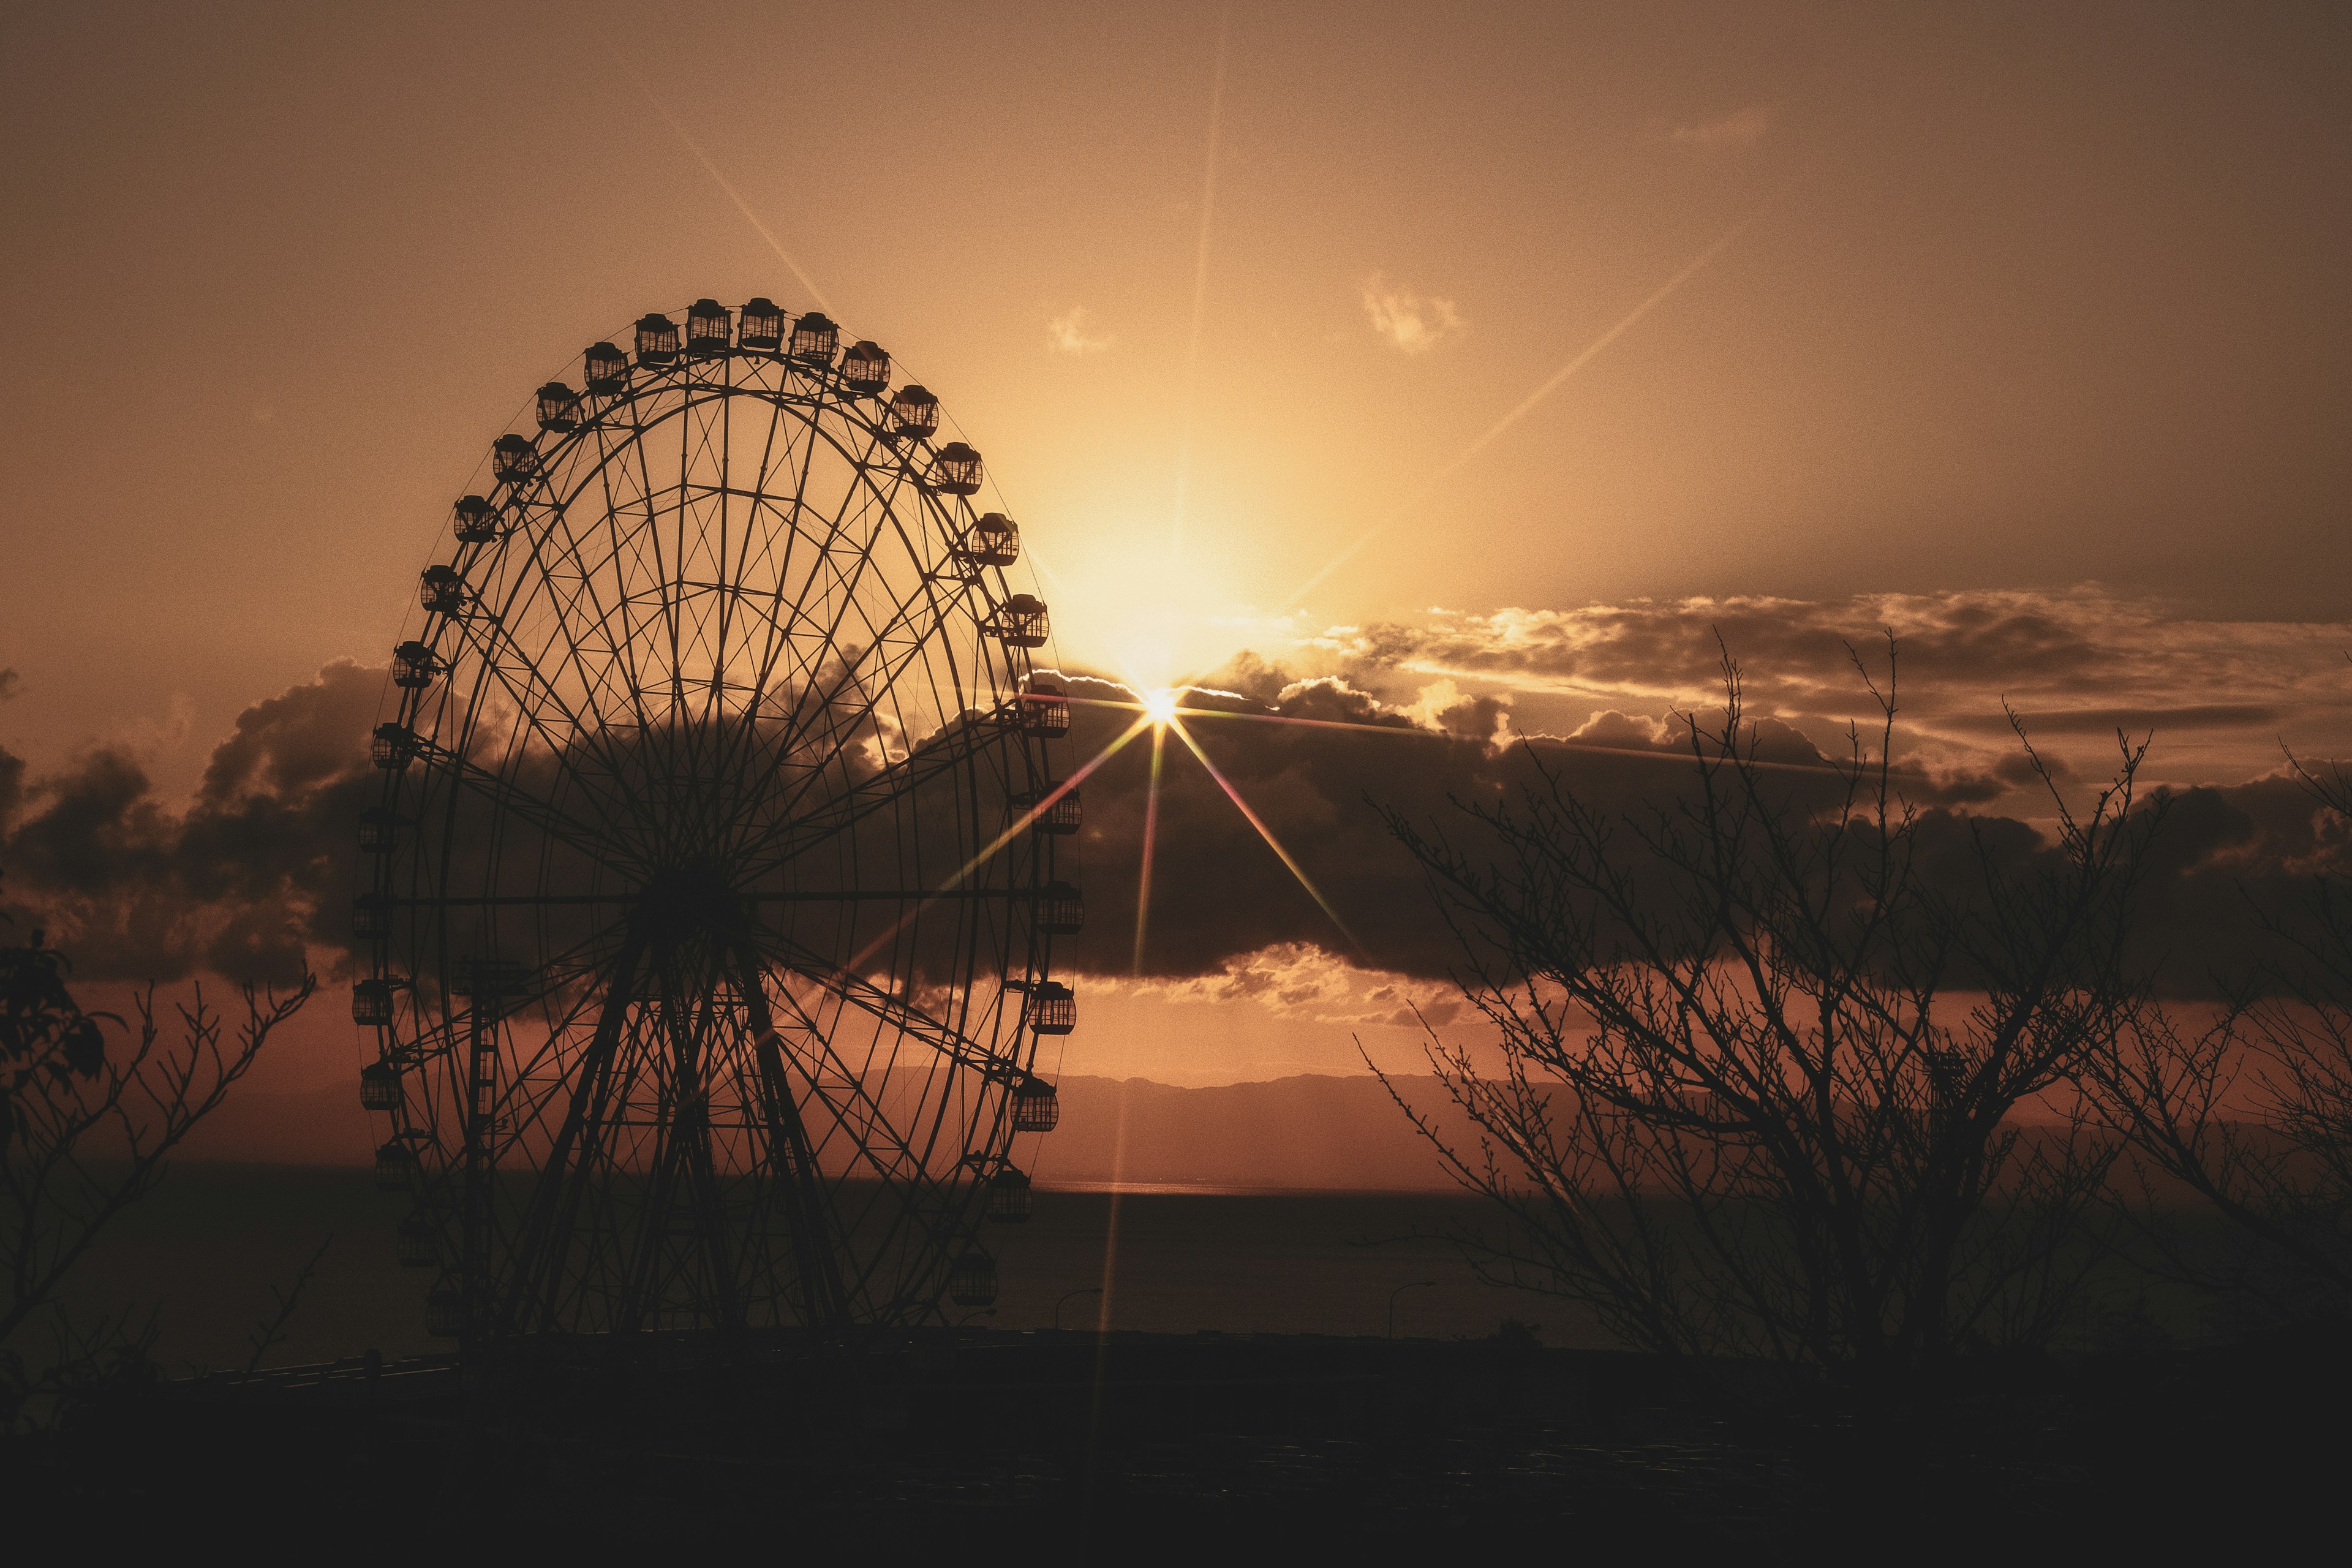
[4,1,2349,1093]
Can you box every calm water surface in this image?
[51,1166,1605,1374]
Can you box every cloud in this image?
[1045,306,1115,355]
[0,660,382,984]
[1360,274,1463,355]
[1668,104,1775,148]
[9,587,2352,1006]
[0,669,20,702]
[1311,587,2352,786]
[1100,942,1462,1030]
[1042,588,2352,997]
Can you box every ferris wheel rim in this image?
[360,297,1071,1339]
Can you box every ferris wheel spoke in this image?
[748,924,1009,1082]
[494,930,643,1335]
[722,939,850,1329]
[755,968,973,1254]
[721,433,929,794]
[741,718,1010,878]
[764,499,971,770]
[484,442,668,755]
[445,608,648,854]
[709,437,872,801]
[753,478,957,794]
[406,733,641,881]
[749,654,977,867]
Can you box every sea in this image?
[48,1167,1604,1376]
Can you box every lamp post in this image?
[1387,1280,1437,1340]
[1055,1285,1104,1332]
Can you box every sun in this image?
[1143,688,1181,728]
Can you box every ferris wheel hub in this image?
[635,864,744,936]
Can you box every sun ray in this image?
[1168,4,1234,557]
[829,712,1155,981]
[1281,198,1787,612]
[1166,716,1366,957]
[601,39,837,316]
[1131,723,1168,973]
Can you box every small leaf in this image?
[64,1016,105,1078]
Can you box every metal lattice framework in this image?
[355,300,1080,1345]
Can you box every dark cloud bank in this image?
[2,646,2345,999]
[1,659,379,985]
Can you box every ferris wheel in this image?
[351,298,1081,1344]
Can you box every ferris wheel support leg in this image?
[734,948,851,1336]
[615,946,701,1338]
[669,976,745,1335]
[502,930,646,1338]
[461,1006,500,1357]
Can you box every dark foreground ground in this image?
[10,1326,2350,1556]
[13,1167,2338,1551]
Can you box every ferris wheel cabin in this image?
[373,1140,418,1193]
[737,297,784,351]
[685,298,731,356]
[369,723,418,769]
[842,340,891,394]
[1016,679,1071,736]
[390,641,443,689]
[791,312,839,364]
[955,513,1021,569]
[358,807,398,853]
[451,495,497,543]
[358,1059,401,1107]
[932,442,984,496]
[1037,881,1084,936]
[634,312,681,364]
[1011,1074,1060,1133]
[535,382,581,432]
[582,341,629,393]
[888,385,940,440]
[350,982,393,1030]
[394,1216,436,1269]
[987,1167,1033,1224]
[1029,980,1077,1035]
[491,434,537,485]
[419,565,466,615]
[1013,783,1082,834]
[948,1250,999,1307]
[990,595,1050,649]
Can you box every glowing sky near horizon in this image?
[4,1,2351,1095]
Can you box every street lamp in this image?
[1387,1280,1438,1340]
[1055,1285,1104,1332]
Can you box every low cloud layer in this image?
[1314,587,2352,786]
[1050,660,2352,997]
[6,588,2352,1002]
[1,659,380,984]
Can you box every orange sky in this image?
[5,1,2351,1088]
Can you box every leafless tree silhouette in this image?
[1376,646,2155,1408]
[2092,754,2352,1325]
[2,899,314,1426]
